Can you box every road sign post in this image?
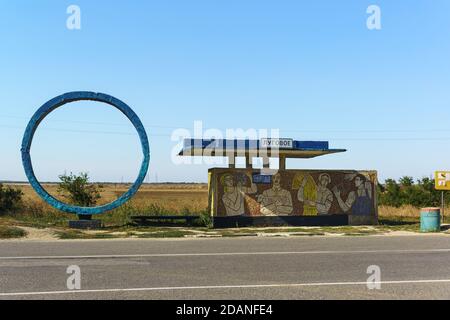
[435,171,450,224]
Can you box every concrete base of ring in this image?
[68,220,102,230]
[348,215,378,226]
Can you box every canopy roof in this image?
[178,139,346,159]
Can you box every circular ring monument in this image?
[21,91,150,216]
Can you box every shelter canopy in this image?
[178,139,346,169]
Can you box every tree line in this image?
[378,176,449,208]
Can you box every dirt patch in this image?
[19,226,58,241]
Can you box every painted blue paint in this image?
[420,209,441,232]
[293,141,329,150]
[181,139,340,152]
[252,174,273,184]
[21,91,150,215]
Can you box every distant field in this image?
[13,183,209,214]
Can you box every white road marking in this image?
[0,248,450,260]
[1,279,450,297]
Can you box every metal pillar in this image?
[279,156,286,171]
[228,156,236,169]
[262,157,270,169]
[245,156,252,169]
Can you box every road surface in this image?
[0,235,449,299]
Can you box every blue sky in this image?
[1,1,449,183]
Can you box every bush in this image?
[0,226,27,239]
[0,184,23,214]
[57,172,102,207]
[198,211,213,228]
[379,176,449,208]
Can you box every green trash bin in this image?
[420,208,441,233]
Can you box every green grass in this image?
[135,230,197,238]
[378,216,420,232]
[219,232,259,237]
[290,232,326,236]
[54,227,200,239]
[54,230,121,239]
[0,226,27,239]
[243,228,319,234]
[217,226,382,236]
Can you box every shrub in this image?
[57,172,102,207]
[379,176,449,208]
[0,226,27,239]
[198,211,213,228]
[0,184,23,214]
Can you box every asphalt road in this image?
[0,235,450,300]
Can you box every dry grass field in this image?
[16,183,209,214]
[10,183,440,220]
[378,205,420,217]
[6,183,210,227]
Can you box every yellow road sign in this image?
[435,171,450,190]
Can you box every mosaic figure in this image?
[332,174,372,216]
[258,173,293,216]
[221,173,257,216]
[297,173,333,215]
[294,173,318,216]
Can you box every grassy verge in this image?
[378,216,421,232]
[216,226,383,237]
[54,230,123,240]
[0,226,27,239]
[54,227,200,239]
[133,230,198,238]
[5,201,211,229]
[0,218,443,240]
[3,199,450,240]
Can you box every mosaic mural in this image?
[209,169,378,219]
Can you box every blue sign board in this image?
[252,174,273,184]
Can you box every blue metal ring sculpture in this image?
[21,91,150,215]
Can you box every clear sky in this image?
[1,1,449,183]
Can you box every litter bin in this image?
[420,208,441,233]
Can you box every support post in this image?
[245,156,252,169]
[442,191,445,224]
[263,157,270,169]
[279,156,286,171]
[228,156,236,169]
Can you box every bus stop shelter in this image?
[178,138,378,227]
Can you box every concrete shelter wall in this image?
[208,168,378,226]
